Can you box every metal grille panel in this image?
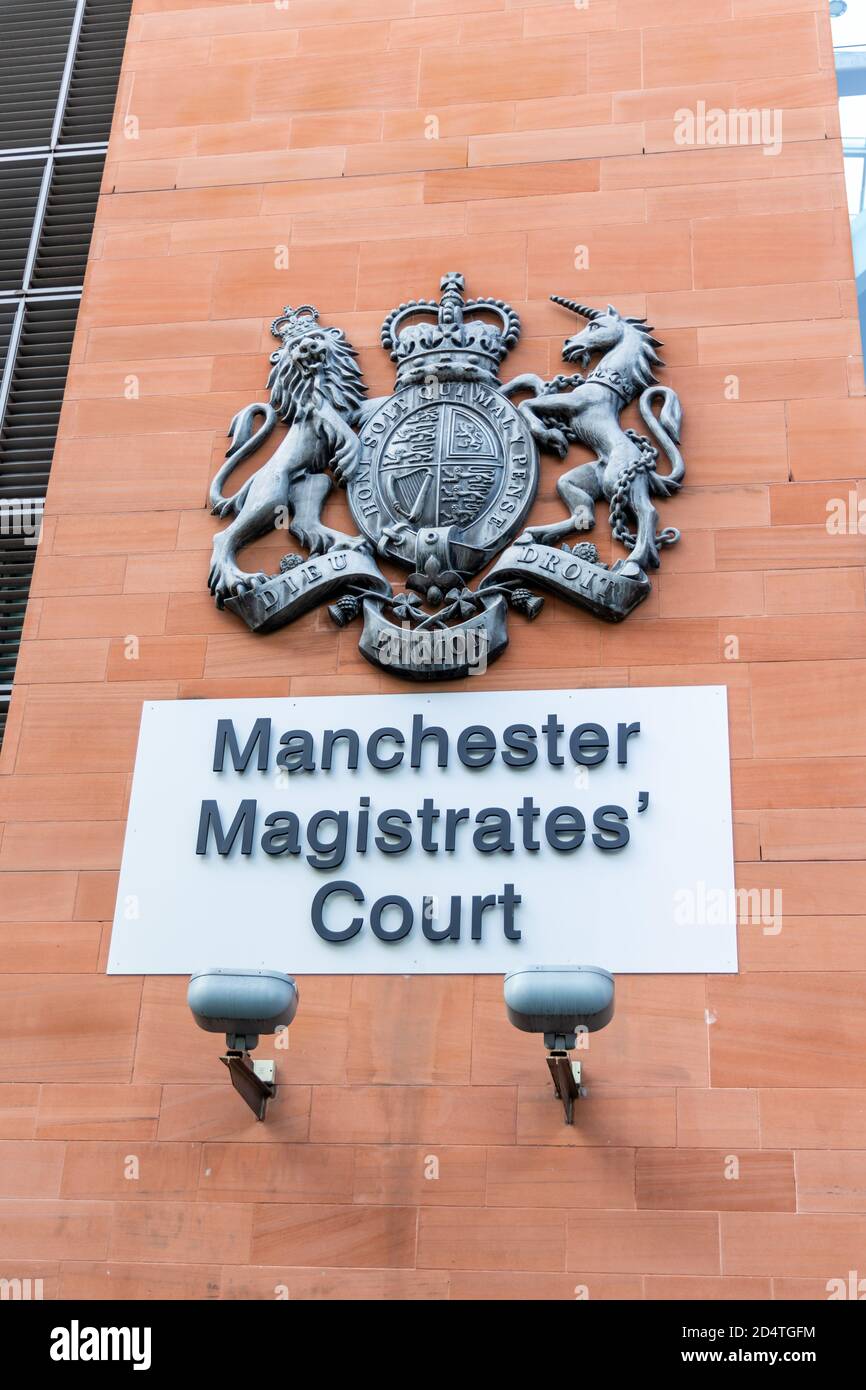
[0,1,76,150]
[30,154,105,289]
[0,522,39,686]
[0,305,20,379]
[0,300,79,500]
[0,159,45,292]
[60,0,134,145]
[0,0,133,747]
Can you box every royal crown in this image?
[270,304,321,343]
[380,272,521,389]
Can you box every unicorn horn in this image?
[550,295,600,319]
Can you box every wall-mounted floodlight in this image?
[504,966,614,1124]
[188,968,298,1120]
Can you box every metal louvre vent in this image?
[0,522,38,688]
[0,160,45,292]
[0,300,79,500]
[30,153,105,289]
[0,305,20,380]
[0,1,133,748]
[59,0,134,146]
[0,1,76,150]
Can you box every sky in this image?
[832,1,866,213]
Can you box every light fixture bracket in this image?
[220,1049,276,1121]
[546,1050,582,1125]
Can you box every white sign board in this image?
[108,687,736,975]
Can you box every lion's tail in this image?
[209,402,277,515]
[638,386,685,497]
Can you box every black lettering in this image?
[457,724,496,768]
[502,723,538,768]
[367,726,404,770]
[417,798,440,852]
[592,804,630,850]
[542,714,564,766]
[276,729,315,773]
[213,718,270,773]
[499,883,522,940]
[370,895,413,941]
[321,728,360,771]
[473,807,514,854]
[617,721,641,765]
[570,722,609,767]
[545,806,586,851]
[444,807,470,850]
[311,881,364,942]
[422,895,462,941]
[374,809,412,853]
[516,796,541,851]
[196,799,256,856]
[261,811,300,857]
[306,810,348,869]
[471,893,497,941]
[410,713,448,769]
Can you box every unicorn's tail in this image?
[638,385,685,496]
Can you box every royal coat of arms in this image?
[207,273,685,678]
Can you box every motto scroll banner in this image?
[481,543,651,622]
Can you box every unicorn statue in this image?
[502,297,685,572]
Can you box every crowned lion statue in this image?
[207,306,367,605]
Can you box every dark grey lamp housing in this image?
[504,966,614,1124]
[188,968,298,1120]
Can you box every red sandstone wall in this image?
[0,0,864,1299]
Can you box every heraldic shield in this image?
[206,272,686,680]
[354,391,533,560]
[348,272,538,584]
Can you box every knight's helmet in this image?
[380,272,521,390]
